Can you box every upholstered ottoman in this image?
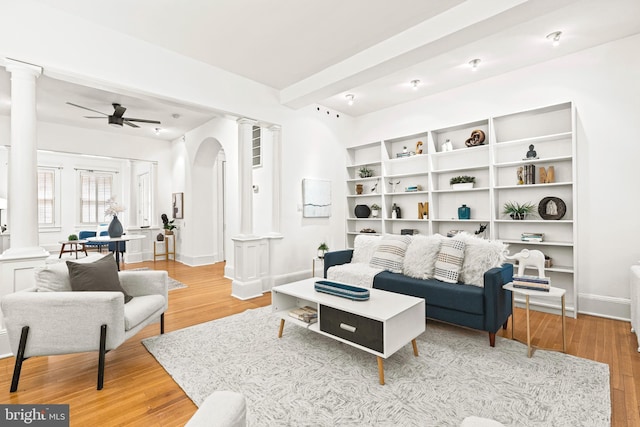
[185,391,246,427]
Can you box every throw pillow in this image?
[66,254,133,303]
[434,238,466,284]
[369,234,411,274]
[403,234,444,279]
[454,232,509,287]
[352,234,382,264]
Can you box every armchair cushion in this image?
[66,255,133,303]
[124,295,165,331]
[35,254,104,292]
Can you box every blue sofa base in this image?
[324,249,513,346]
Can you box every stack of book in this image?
[523,164,536,184]
[521,232,544,242]
[288,306,318,323]
[512,275,550,292]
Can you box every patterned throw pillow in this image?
[369,234,411,274]
[434,238,466,283]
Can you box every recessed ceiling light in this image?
[345,94,355,106]
[546,31,562,47]
[172,113,181,119]
[410,79,421,90]
[468,59,481,70]
[154,127,161,135]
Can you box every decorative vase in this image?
[452,183,474,190]
[157,233,165,241]
[458,204,470,220]
[510,213,526,220]
[356,184,363,195]
[354,204,371,218]
[108,215,123,238]
[371,209,379,218]
[165,229,174,235]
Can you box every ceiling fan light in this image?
[108,116,123,127]
[546,31,562,47]
[410,79,421,90]
[468,58,481,70]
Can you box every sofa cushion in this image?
[352,234,382,264]
[35,254,105,292]
[66,255,133,303]
[454,232,508,287]
[369,234,411,273]
[434,238,466,283]
[403,234,443,279]
[373,272,484,315]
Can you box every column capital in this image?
[237,117,258,126]
[3,58,42,78]
[269,124,282,132]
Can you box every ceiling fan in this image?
[66,102,161,128]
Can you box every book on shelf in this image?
[288,306,318,323]
[521,232,544,242]
[512,275,550,291]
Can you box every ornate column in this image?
[231,118,263,299]
[0,58,49,357]
[2,59,46,257]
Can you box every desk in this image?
[86,234,146,270]
[58,240,88,259]
[503,283,566,357]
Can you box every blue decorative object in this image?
[458,204,470,220]
[108,216,123,238]
[314,280,370,301]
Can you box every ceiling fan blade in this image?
[123,117,161,124]
[83,116,105,119]
[123,121,140,128]
[112,104,127,118]
[66,102,108,116]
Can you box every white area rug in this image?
[143,306,610,426]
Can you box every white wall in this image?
[352,34,640,319]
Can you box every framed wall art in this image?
[172,192,184,219]
[302,179,331,218]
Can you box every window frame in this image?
[37,166,61,231]
[78,170,117,225]
[252,125,262,168]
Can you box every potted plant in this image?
[68,234,78,241]
[450,176,476,190]
[317,242,329,259]
[358,165,374,178]
[161,213,177,234]
[502,201,537,220]
[370,203,381,218]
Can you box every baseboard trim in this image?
[180,254,218,267]
[578,293,630,322]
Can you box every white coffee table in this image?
[503,282,566,357]
[272,278,425,385]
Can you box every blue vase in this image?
[458,204,470,220]
[108,215,123,238]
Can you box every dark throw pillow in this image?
[67,254,133,303]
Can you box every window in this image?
[38,168,56,225]
[80,171,114,224]
[252,125,262,167]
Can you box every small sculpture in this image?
[517,166,524,185]
[441,139,453,152]
[371,182,378,193]
[418,202,428,219]
[416,141,423,154]
[539,167,547,183]
[526,144,538,159]
[505,249,546,277]
[465,129,486,147]
[474,223,488,237]
[389,180,401,193]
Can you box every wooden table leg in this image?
[81,243,88,257]
[377,356,385,385]
[511,291,515,340]
[411,339,419,357]
[59,243,65,258]
[278,319,285,338]
[561,294,566,352]
[526,295,532,358]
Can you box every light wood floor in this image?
[0,261,638,426]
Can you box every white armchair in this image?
[1,261,168,392]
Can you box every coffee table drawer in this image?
[319,305,383,353]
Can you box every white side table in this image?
[503,283,566,357]
[312,257,324,277]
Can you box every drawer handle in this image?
[340,323,356,333]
